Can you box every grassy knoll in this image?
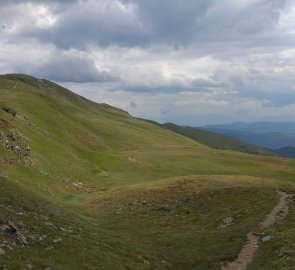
[90,175,288,269]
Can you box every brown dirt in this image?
[221,190,293,270]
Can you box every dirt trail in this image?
[222,190,293,270]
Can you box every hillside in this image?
[1,74,295,269]
[143,120,271,155]
[271,146,295,158]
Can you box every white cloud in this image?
[61,82,295,125]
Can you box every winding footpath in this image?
[222,190,293,270]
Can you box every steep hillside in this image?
[143,120,271,155]
[1,74,295,269]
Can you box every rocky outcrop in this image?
[0,129,31,165]
[2,221,28,246]
[2,107,17,117]
[0,119,10,128]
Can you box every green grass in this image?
[143,120,272,155]
[0,176,162,270]
[1,74,295,269]
[88,175,285,269]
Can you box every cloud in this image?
[0,0,77,7]
[1,0,295,124]
[62,82,295,125]
[124,0,214,45]
[2,0,291,49]
[0,0,148,49]
[35,51,116,82]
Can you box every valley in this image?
[1,74,295,269]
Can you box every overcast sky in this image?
[1,0,295,125]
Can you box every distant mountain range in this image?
[200,122,295,158]
[201,122,295,135]
[272,146,295,158]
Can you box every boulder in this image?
[262,236,271,242]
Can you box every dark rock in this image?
[25,143,30,157]
[182,198,192,204]
[3,221,28,245]
[0,119,10,128]
[153,206,170,212]
[2,107,17,117]
[3,222,17,234]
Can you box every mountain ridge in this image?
[201,122,295,152]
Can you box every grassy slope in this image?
[90,175,284,269]
[1,74,295,269]
[143,120,271,155]
[0,176,157,270]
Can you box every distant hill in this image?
[271,146,295,158]
[143,120,272,155]
[230,132,295,149]
[202,121,295,134]
[201,122,295,150]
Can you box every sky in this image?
[1,0,295,125]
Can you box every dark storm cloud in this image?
[2,0,149,49]
[0,0,77,6]
[34,52,116,83]
[123,0,214,45]
[2,0,289,50]
[50,1,148,49]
